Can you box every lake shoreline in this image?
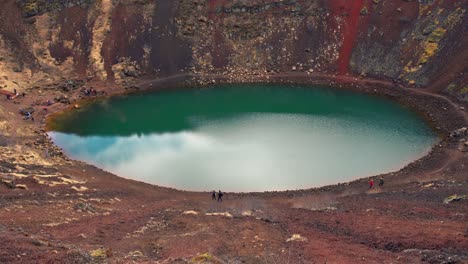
[47,83,439,192]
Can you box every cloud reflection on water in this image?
[49,113,436,192]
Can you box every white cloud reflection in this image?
[48,113,435,192]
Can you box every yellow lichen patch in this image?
[446,8,465,29]
[418,42,439,64]
[90,248,112,259]
[23,1,38,15]
[403,61,420,73]
[404,8,464,73]
[419,4,431,16]
[191,253,214,263]
[460,86,468,94]
[427,27,447,43]
[446,83,456,91]
[416,27,446,65]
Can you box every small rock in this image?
[182,210,199,215]
[16,184,28,190]
[74,202,96,213]
[241,211,253,216]
[443,194,467,204]
[71,186,88,192]
[422,24,436,35]
[128,250,144,259]
[286,234,308,242]
[55,95,70,104]
[31,238,48,246]
[450,127,468,138]
[123,68,139,78]
[360,7,369,15]
[198,16,208,23]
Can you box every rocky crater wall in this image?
[0,0,466,99]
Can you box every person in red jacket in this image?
[368,178,374,189]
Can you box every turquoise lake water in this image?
[48,84,437,191]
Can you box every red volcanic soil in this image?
[327,0,372,75]
[0,74,467,263]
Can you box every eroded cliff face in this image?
[0,0,466,98]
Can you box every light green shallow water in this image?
[48,84,437,192]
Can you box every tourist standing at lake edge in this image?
[212,190,216,200]
[217,190,223,202]
[368,179,374,189]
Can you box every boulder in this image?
[31,238,48,246]
[450,127,467,138]
[123,68,139,78]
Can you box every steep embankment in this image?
[0,0,466,97]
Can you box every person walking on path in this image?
[25,112,34,122]
[217,190,223,202]
[368,178,374,189]
[378,177,384,187]
[211,190,216,200]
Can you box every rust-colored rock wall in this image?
[0,0,466,98]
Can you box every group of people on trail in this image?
[83,87,97,96]
[212,190,224,202]
[368,177,384,189]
